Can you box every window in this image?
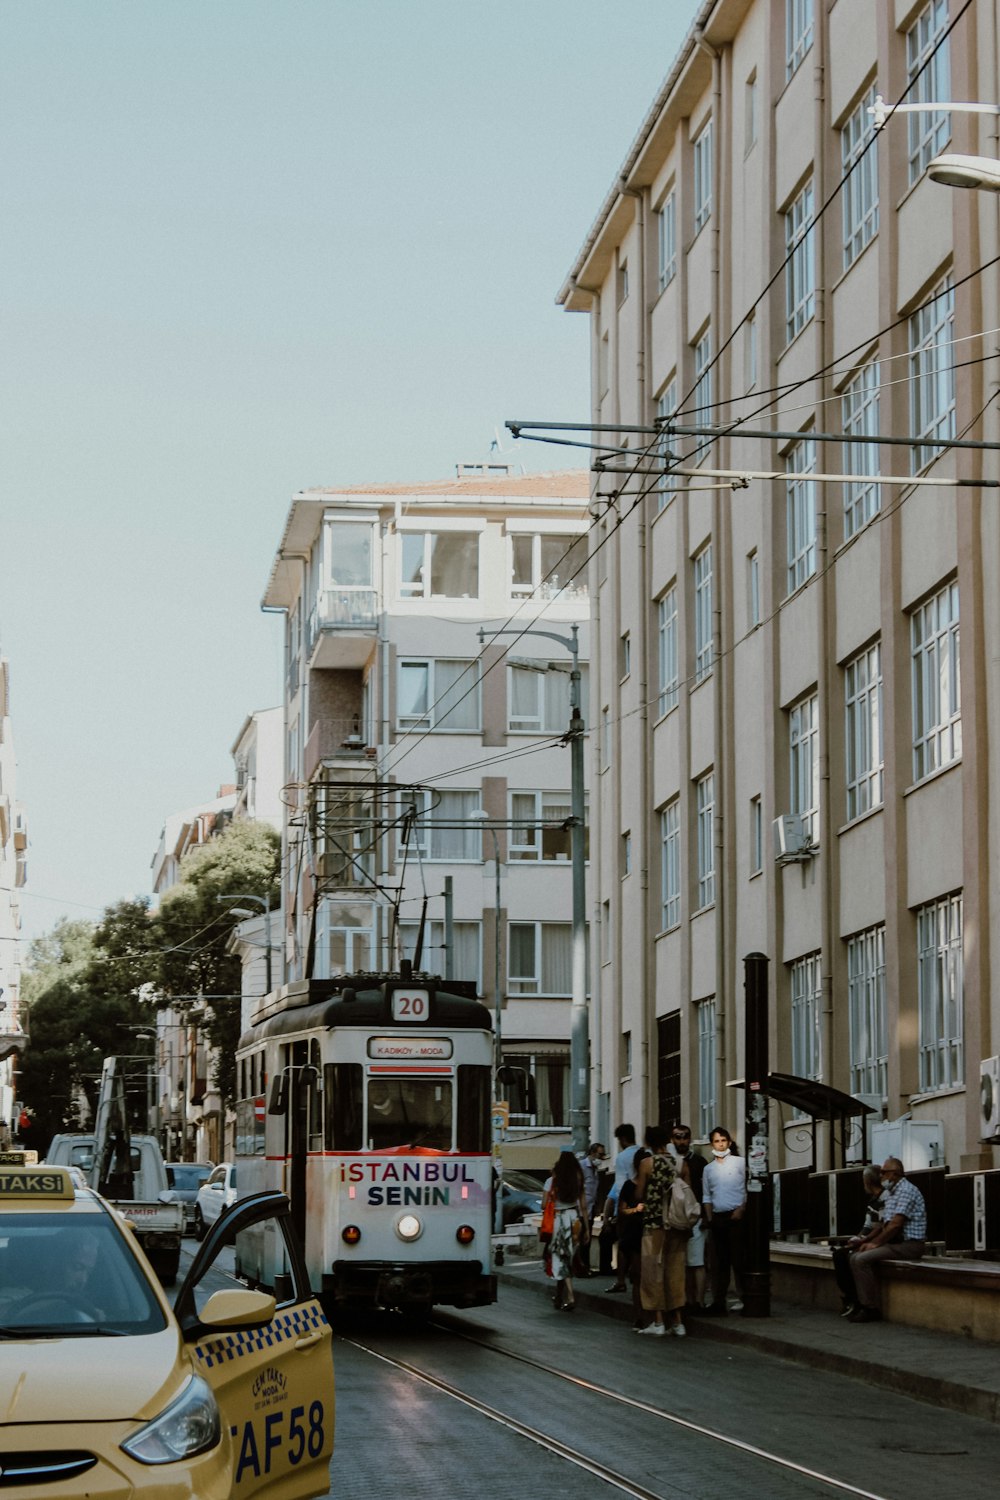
[693,120,713,234]
[848,926,887,1100]
[786,437,817,592]
[697,998,717,1139]
[842,86,879,267]
[658,585,679,715]
[599,332,610,398]
[315,900,375,978]
[845,642,883,819]
[661,799,681,929]
[789,692,819,843]
[910,278,955,470]
[402,789,481,861]
[399,658,480,731]
[508,922,586,996]
[747,549,760,628]
[621,1031,633,1079]
[694,544,713,683]
[790,952,822,1085]
[621,831,632,878]
[286,598,301,697]
[786,0,813,79]
[907,1,950,184]
[745,71,758,150]
[620,632,631,679]
[692,329,712,429]
[501,1050,569,1128]
[657,191,677,291]
[911,581,961,779]
[400,530,479,599]
[750,795,763,875]
[509,791,588,861]
[507,661,588,732]
[696,772,715,909]
[917,893,964,1092]
[399,919,482,990]
[785,182,815,342]
[843,362,881,536]
[618,260,629,304]
[656,379,677,509]
[510,531,589,601]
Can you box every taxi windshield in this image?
[0,1214,168,1338]
[367,1077,452,1151]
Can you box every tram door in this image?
[287,1039,309,1248]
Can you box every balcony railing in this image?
[307,588,378,654]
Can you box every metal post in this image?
[742,951,771,1317]
[443,876,454,980]
[568,625,589,1155]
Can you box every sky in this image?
[0,0,699,944]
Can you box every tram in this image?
[233,962,497,1315]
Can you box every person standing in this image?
[668,1123,707,1313]
[848,1156,927,1323]
[702,1126,746,1316]
[543,1150,589,1312]
[615,1147,650,1329]
[604,1124,638,1293]
[634,1124,690,1337]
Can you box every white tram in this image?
[233,963,497,1315]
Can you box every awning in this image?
[728,1072,877,1120]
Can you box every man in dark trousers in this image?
[848,1157,926,1323]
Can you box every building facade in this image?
[0,655,28,1146]
[263,467,592,1165]
[559,0,999,1170]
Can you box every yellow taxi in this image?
[0,1152,334,1498]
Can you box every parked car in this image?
[163,1161,214,1231]
[500,1170,546,1228]
[194,1162,237,1239]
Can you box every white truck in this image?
[46,1059,184,1284]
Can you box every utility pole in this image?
[479,623,589,1153]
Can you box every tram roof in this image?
[241,974,492,1046]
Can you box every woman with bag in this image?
[633,1123,691,1338]
[542,1150,589,1312]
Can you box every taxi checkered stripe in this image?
[194,1303,327,1370]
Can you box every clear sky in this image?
[0,0,698,942]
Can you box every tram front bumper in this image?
[328,1259,495,1310]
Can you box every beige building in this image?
[559,0,1000,1170]
[262,467,592,1165]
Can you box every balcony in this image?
[308,588,378,670]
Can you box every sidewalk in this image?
[495,1253,1000,1426]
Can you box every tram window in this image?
[366,1077,453,1152]
[325,1064,363,1150]
[457,1065,491,1153]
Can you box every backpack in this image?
[663,1176,701,1232]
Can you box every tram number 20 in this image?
[392,988,430,1022]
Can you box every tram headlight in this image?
[456,1224,475,1245]
[342,1224,362,1245]
[396,1214,422,1242]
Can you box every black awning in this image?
[727,1072,877,1121]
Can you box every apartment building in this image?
[262,467,591,1165]
[0,655,28,1145]
[559,0,1000,1170]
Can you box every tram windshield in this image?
[366,1077,452,1151]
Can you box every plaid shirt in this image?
[882,1177,927,1241]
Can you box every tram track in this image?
[342,1317,890,1500]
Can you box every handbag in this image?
[539,1192,555,1244]
[664,1176,701,1232]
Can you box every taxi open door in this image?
[174,1190,334,1500]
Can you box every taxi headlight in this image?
[121,1375,221,1465]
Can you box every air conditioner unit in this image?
[773,814,810,862]
[980,1056,1000,1141]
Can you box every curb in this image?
[496,1261,1000,1427]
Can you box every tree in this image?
[156,820,280,1108]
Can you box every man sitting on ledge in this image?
[848,1156,927,1324]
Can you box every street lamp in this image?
[867,93,1000,190]
[217,893,274,996]
[471,809,504,1236]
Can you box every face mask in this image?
[881,1177,893,1189]
[712,1148,729,1158]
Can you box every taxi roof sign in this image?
[0,1163,77,1202]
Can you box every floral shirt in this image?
[642,1151,677,1232]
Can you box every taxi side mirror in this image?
[198,1288,276,1329]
